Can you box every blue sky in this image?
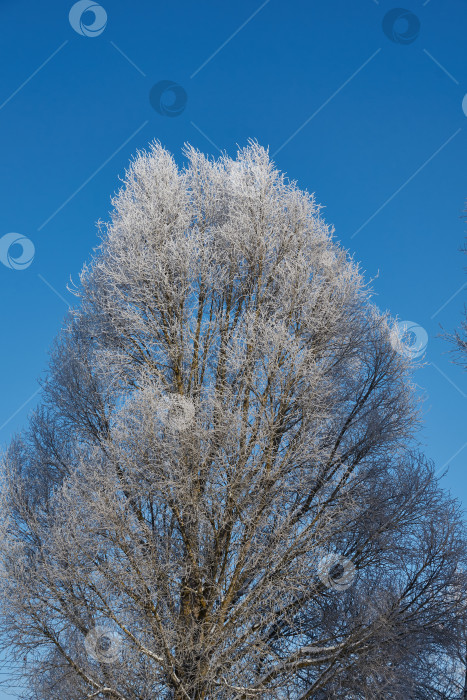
[0,0,466,696]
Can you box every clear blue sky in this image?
[0,1,466,696]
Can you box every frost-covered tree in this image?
[444,227,467,699]
[1,142,466,699]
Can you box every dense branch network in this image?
[0,142,465,699]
